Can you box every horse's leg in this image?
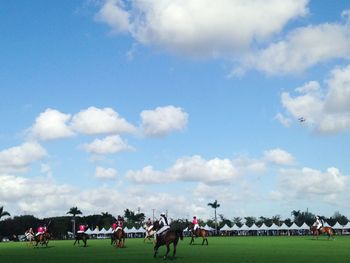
[173,239,179,258]
[164,243,170,260]
[153,243,160,258]
[189,235,194,245]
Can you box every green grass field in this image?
[1,236,349,263]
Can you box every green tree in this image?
[0,206,10,220]
[66,207,82,236]
[123,209,145,227]
[232,217,243,227]
[101,212,114,229]
[272,215,281,226]
[207,200,220,234]
[244,216,256,227]
[219,214,232,228]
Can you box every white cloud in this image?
[83,135,133,154]
[71,107,136,135]
[249,21,350,74]
[0,174,72,204]
[274,113,292,127]
[280,64,350,134]
[264,148,295,166]
[95,0,130,33]
[127,155,239,184]
[140,105,188,137]
[0,142,47,173]
[29,108,74,140]
[278,167,348,197]
[96,0,308,58]
[95,166,118,179]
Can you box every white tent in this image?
[99,228,108,234]
[124,227,131,234]
[91,227,100,234]
[85,228,93,235]
[129,227,138,233]
[342,222,350,229]
[332,222,344,229]
[106,227,113,234]
[249,224,260,231]
[268,223,280,230]
[258,223,269,231]
[298,223,310,230]
[136,227,146,233]
[289,223,299,230]
[279,223,290,230]
[230,224,241,231]
[203,224,214,231]
[220,224,232,231]
[239,224,250,231]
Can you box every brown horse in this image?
[152,220,183,259]
[188,222,208,245]
[111,229,126,248]
[34,232,50,247]
[74,232,89,247]
[310,226,334,240]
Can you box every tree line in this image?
[0,205,348,240]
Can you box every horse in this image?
[34,232,50,247]
[111,229,126,248]
[310,225,334,240]
[152,220,183,259]
[143,223,156,243]
[25,232,35,246]
[187,222,209,245]
[74,232,89,247]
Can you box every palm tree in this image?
[67,207,82,236]
[207,200,220,234]
[0,206,10,220]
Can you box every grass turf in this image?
[1,236,349,263]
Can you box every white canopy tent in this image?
[220,224,232,231]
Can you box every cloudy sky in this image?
[1,0,350,221]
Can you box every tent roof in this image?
[268,223,280,230]
[220,224,231,231]
[279,223,290,230]
[258,223,269,231]
[298,223,310,230]
[332,222,344,229]
[230,224,241,231]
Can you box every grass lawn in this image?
[1,236,349,263]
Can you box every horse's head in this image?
[188,222,194,230]
[153,220,160,230]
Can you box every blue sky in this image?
[1,0,350,221]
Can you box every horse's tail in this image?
[176,229,183,240]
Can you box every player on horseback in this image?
[116,215,124,231]
[74,224,89,247]
[77,224,88,234]
[146,218,153,231]
[193,216,199,232]
[25,227,35,245]
[144,218,156,243]
[188,216,208,245]
[34,224,50,247]
[152,213,183,259]
[111,215,126,247]
[156,212,170,241]
[313,215,323,234]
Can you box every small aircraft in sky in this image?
[298,117,306,122]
